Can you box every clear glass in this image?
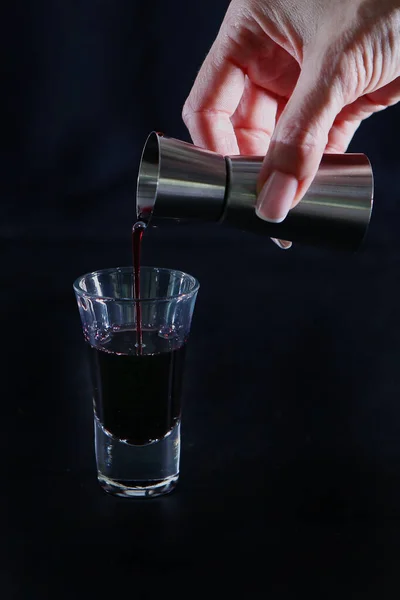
[73,266,199,498]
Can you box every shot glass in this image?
[73,266,199,498]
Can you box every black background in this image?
[2,1,400,596]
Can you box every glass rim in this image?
[73,265,200,303]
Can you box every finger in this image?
[325,118,362,153]
[230,77,279,155]
[365,76,400,108]
[182,36,245,156]
[270,238,292,250]
[255,63,344,223]
[325,76,400,151]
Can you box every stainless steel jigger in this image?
[136,131,374,251]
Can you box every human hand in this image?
[183,0,400,248]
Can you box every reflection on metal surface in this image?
[136,131,373,251]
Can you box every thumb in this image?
[255,64,343,223]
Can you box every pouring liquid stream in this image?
[132,221,147,355]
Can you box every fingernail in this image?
[256,171,298,223]
[271,238,292,250]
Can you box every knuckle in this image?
[182,99,196,126]
[271,120,328,178]
[314,44,359,102]
[277,122,326,159]
[181,102,190,125]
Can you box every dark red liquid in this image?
[132,221,146,353]
[84,215,186,445]
[87,328,186,445]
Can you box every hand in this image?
[183,0,400,248]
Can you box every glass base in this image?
[98,473,179,498]
[94,417,180,498]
